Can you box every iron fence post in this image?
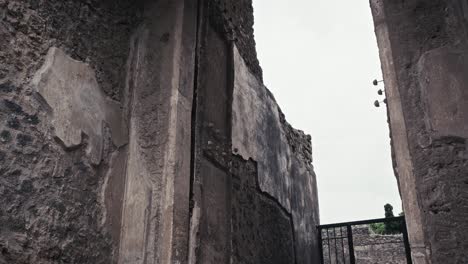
[318,216,411,264]
[347,225,355,264]
[318,227,324,264]
[340,227,345,263]
[401,218,413,264]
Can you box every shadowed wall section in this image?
[188,1,320,263]
[370,1,468,263]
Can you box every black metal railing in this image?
[317,216,412,264]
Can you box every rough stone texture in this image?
[231,156,295,264]
[0,1,140,263]
[232,45,320,264]
[371,0,468,263]
[322,226,406,264]
[353,226,406,264]
[189,1,320,263]
[1,0,319,263]
[1,0,196,263]
[209,0,263,82]
[0,0,141,101]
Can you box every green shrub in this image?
[370,223,386,234]
[369,203,403,235]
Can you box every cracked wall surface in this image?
[1,0,320,263]
[188,2,320,264]
[371,0,468,263]
[0,1,140,263]
[232,45,320,264]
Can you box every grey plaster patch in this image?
[232,45,292,212]
[418,46,468,139]
[31,47,127,164]
[290,156,320,264]
[231,44,320,263]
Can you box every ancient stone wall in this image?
[189,1,319,263]
[0,1,140,263]
[370,0,468,263]
[353,226,406,264]
[321,226,406,264]
[0,0,320,263]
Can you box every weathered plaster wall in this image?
[232,44,320,264]
[0,1,139,263]
[370,1,468,263]
[1,0,319,263]
[189,2,320,264]
[1,0,197,263]
[117,1,197,263]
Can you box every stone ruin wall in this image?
[353,226,406,264]
[0,0,320,264]
[0,1,140,263]
[322,226,406,264]
[370,0,468,263]
[5,0,468,263]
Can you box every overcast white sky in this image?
[252,0,402,224]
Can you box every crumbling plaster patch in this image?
[231,44,320,263]
[231,45,292,212]
[31,47,127,164]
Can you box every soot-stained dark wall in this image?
[208,0,262,82]
[371,0,468,263]
[231,156,295,264]
[189,1,320,263]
